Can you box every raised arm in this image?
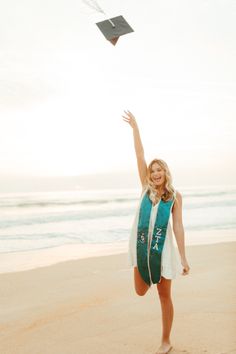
[122,110,147,187]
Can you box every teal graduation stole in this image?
[137,192,175,285]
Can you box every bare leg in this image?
[156,276,173,354]
[133,266,150,296]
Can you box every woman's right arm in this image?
[122,110,147,187]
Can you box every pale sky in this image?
[1,0,236,188]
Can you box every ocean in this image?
[1,185,236,272]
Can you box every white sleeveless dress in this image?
[128,190,182,280]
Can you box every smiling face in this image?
[150,162,166,187]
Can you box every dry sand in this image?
[0,242,236,354]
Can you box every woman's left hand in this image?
[181,258,190,275]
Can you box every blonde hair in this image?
[144,158,176,204]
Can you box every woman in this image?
[122,110,190,354]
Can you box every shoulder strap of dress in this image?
[172,189,178,203]
[140,184,148,197]
[170,190,177,212]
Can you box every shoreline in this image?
[1,229,236,274]
[0,241,236,354]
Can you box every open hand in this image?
[122,110,138,129]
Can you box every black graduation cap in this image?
[96,15,134,45]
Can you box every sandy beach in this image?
[1,241,236,354]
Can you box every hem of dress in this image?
[161,273,177,280]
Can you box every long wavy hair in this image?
[144,158,176,204]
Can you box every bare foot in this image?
[156,342,173,354]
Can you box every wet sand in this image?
[0,242,236,354]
